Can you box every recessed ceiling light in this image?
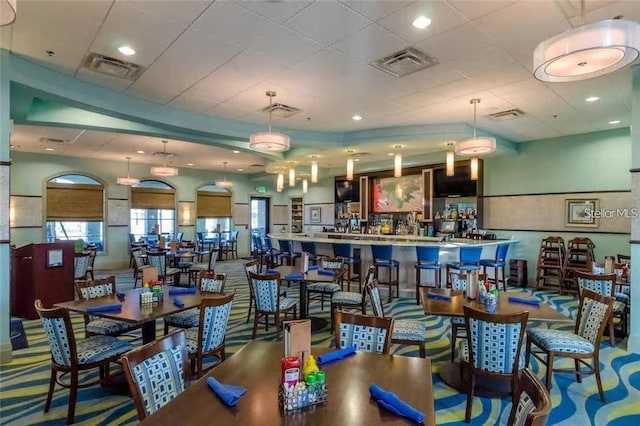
[232,150,240,154]
[387,153,394,156]
[237,168,243,172]
[354,158,360,162]
[352,115,362,121]
[609,120,621,124]
[412,16,431,29]
[585,96,599,102]
[136,150,145,154]
[118,46,136,56]
[187,163,194,166]
[45,148,54,151]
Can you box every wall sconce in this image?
[446,144,455,176]
[346,150,354,181]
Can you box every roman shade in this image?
[46,182,104,221]
[131,187,176,209]
[197,191,231,217]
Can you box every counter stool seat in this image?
[332,243,361,292]
[479,243,509,291]
[371,245,399,303]
[445,246,483,287]
[415,246,442,305]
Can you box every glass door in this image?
[250,197,270,251]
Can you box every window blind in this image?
[46,182,104,220]
[131,187,176,209]
[197,191,231,217]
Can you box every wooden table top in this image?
[419,288,572,322]
[141,340,436,426]
[276,265,347,283]
[55,286,205,324]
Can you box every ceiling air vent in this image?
[152,151,176,158]
[372,47,438,78]
[83,52,144,81]
[487,108,526,121]
[260,103,301,118]
[41,137,70,144]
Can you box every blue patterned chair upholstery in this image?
[188,247,219,285]
[366,278,426,357]
[74,276,140,338]
[185,290,235,378]
[460,305,528,423]
[334,310,393,354]
[307,258,344,310]
[575,270,627,345]
[147,252,181,285]
[526,289,614,401]
[163,272,227,334]
[250,272,297,340]
[506,368,551,426]
[121,330,190,421]
[35,299,134,424]
[449,273,486,362]
[330,265,376,332]
[74,253,91,280]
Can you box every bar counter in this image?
[268,233,518,298]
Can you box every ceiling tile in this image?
[75,68,133,91]
[232,0,313,23]
[339,0,412,21]
[123,0,213,25]
[446,0,517,20]
[332,24,407,63]
[414,22,493,63]
[250,26,325,66]
[168,94,219,113]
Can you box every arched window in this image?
[196,184,232,236]
[130,180,176,244]
[46,174,105,251]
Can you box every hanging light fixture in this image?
[470,158,479,181]
[249,91,291,152]
[533,2,640,83]
[311,156,318,183]
[150,140,179,177]
[445,143,455,177]
[455,99,496,156]
[117,157,140,186]
[346,157,354,181]
[289,163,296,187]
[0,0,17,26]
[276,172,284,192]
[302,179,308,194]
[393,145,402,178]
[216,162,233,188]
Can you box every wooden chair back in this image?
[121,330,190,420]
[74,275,116,300]
[574,289,614,346]
[34,299,78,367]
[364,279,385,318]
[574,270,616,297]
[74,252,91,280]
[249,271,282,314]
[334,310,393,355]
[507,368,552,426]
[198,271,226,293]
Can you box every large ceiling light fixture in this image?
[470,157,479,181]
[455,99,496,156]
[216,162,233,188]
[117,157,140,186]
[150,140,179,177]
[276,171,284,192]
[302,179,308,194]
[533,2,640,82]
[0,0,17,26]
[249,91,290,152]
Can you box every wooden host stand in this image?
[11,242,75,319]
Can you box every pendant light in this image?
[455,99,496,156]
[150,140,179,177]
[470,157,479,181]
[311,156,318,183]
[249,91,291,152]
[533,1,640,83]
[289,163,296,187]
[302,179,308,194]
[393,145,402,178]
[445,143,455,177]
[117,157,140,186]
[346,150,354,181]
[276,172,284,192]
[216,162,233,188]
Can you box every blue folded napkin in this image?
[168,287,196,295]
[207,377,247,407]
[426,292,451,301]
[285,272,303,280]
[308,265,320,270]
[86,304,122,313]
[369,384,424,424]
[266,269,280,274]
[173,297,184,308]
[508,296,541,306]
[317,346,356,365]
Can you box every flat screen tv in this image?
[433,167,477,198]
[372,174,423,213]
[335,179,360,202]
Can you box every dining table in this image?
[55,286,206,344]
[419,287,572,397]
[140,340,436,426]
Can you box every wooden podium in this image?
[11,242,75,319]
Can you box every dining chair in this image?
[330,264,374,331]
[334,310,393,355]
[526,289,614,401]
[147,251,181,285]
[188,247,219,285]
[249,271,298,340]
[460,305,528,423]
[85,247,97,280]
[445,246,483,287]
[574,270,627,345]
[479,243,509,291]
[365,278,426,357]
[35,299,134,424]
[506,368,552,426]
[74,275,140,338]
[306,258,344,310]
[300,240,327,265]
[163,272,227,334]
[132,248,149,288]
[263,237,281,269]
[74,252,91,281]
[332,243,361,292]
[277,239,301,266]
[415,245,442,304]
[449,272,487,362]
[185,290,235,378]
[121,330,190,421]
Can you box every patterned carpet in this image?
[1,259,638,425]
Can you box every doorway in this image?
[250,197,270,251]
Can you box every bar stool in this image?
[332,243,361,292]
[445,246,483,287]
[415,246,442,304]
[479,243,509,291]
[301,240,326,265]
[277,240,301,266]
[371,245,399,302]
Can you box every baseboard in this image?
[0,342,12,364]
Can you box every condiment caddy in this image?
[279,354,327,412]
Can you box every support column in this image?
[629,64,640,353]
[0,50,12,363]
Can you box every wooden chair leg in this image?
[545,353,554,391]
[575,359,581,383]
[44,367,56,412]
[164,321,170,335]
[416,267,421,305]
[252,313,259,339]
[419,342,425,358]
[67,370,78,425]
[464,372,475,423]
[246,297,253,323]
[594,355,605,401]
[609,320,616,346]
